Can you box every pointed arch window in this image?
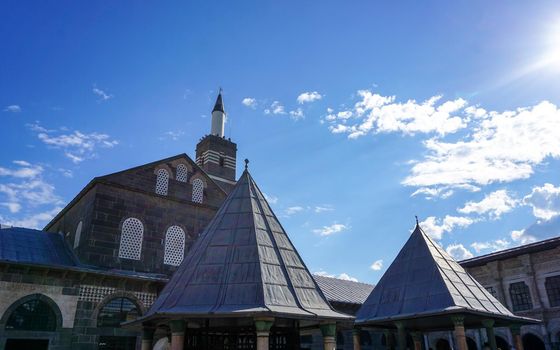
[192,178,204,204]
[118,218,143,260]
[155,168,169,195]
[5,298,57,331]
[164,225,186,266]
[176,164,188,183]
[74,221,83,249]
[97,297,140,327]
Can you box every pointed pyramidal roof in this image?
[212,90,225,113]
[356,224,536,329]
[145,169,351,321]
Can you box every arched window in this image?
[5,298,57,331]
[360,330,372,346]
[97,297,140,327]
[118,218,143,260]
[176,164,188,182]
[545,275,560,307]
[164,225,186,266]
[192,178,204,204]
[74,221,83,249]
[509,281,533,311]
[155,168,169,195]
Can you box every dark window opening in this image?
[98,336,137,350]
[5,298,56,331]
[545,275,560,307]
[97,298,140,327]
[219,156,225,167]
[509,281,533,312]
[486,286,498,298]
[5,339,49,350]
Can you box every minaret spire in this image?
[211,89,226,137]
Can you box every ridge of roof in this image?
[145,169,352,321]
[460,235,560,267]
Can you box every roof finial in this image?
[219,86,223,94]
[415,215,419,225]
[244,159,249,170]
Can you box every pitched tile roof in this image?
[356,224,536,328]
[146,169,352,321]
[313,275,374,305]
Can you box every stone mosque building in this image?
[0,93,559,350]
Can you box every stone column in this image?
[411,332,422,350]
[320,323,337,350]
[510,324,524,350]
[394,322,406,350]
[352,328,361,350]
[169,320,186,350]
[141,326,155,350]
[482,319,497,350]
[384,329,395,350]
[451,316,468,350]
[255,318,274,350]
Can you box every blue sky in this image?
[1,1,560,284]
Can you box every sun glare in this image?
[542,20,560,70]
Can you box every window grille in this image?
[155,168,169,195]
[97,297,140,327]
[5,298,57,331]
[509,281,533,311]
[176,164,188,182]
[545,275,560,307]
[74,221,83,249]
[118,218,143,260]
[164,225,186,266]
[192,178,204,203]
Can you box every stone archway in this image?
[435,338,451,350]
[522,333,545,350]
[466,337,477,350]
[495,336,509,350]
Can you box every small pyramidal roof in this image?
[145,168,350,321]
[356,224,523,326]
[212,90,225,113]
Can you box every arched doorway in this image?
[97,296,141,350]
[466,337,477,350]
[2,294,61,350]
[522,333,545,350]
[495,336,510,350]
[436,338,451,350]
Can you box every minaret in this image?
[210,89,226,137]
[195,90,237,193]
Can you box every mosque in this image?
[0,93,559,350]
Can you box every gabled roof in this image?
[144,169,351,321]
[356,224,536,328]
[44,153,227,230]
[313,275,374,305]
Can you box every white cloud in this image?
[3,105,21,113]
[242,98,257,108]
[159,130,185,141]
[326,90,467,138]
[312,223,349,236]
[264,101,286,115]
[289,108,304,120]
[314,270,358,282]
[370,259,383,271]
[285,206,304,216]
[0,161,64,228]
[458,190,519,219]
[523,183,560,220]
[314,205,334,213]
[263,193,278,205]
[0,207,63,230]
[419,215,475,240]
[446,243,474,260]
[28,123,118,163]
[92,85,113,101]
[403,101,560,192]
[470,239,510,253]
[511,229,537,245]
[297,91,322,104]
